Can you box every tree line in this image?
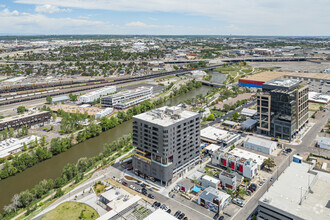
[0,134,132,219]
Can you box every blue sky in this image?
[0,0,329,36]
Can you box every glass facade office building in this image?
[257,79,308,141]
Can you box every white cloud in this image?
[0,8,113,34]
[13,0,330,35]
[1,8,19,16]
[0,4,6,8]
[35,4,71,14]
[125,21,158,28]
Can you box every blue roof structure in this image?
[192,186,202,193]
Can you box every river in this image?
[0,85,211,210]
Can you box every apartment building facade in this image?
[257,79,308,141]
[0,111,51,131]
[132,106,201,185]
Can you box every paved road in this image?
[232,109,330,220]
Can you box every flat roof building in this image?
[241,108,257,117]
[50,95,70,105]
[0,135,40,158]
[132,106,201,185]
[197,187,231,213]
[0,111,50,131]
[317,137,330,151]
[258,162,330,220]
[241,119,258,130]
[95,108,113,119]
[79,86,116,103]
[308,92,330,104]
[101,86,152,109]
[243,135,277,154]
[201,126,240,148]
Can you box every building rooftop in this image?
[202,175,220,184]
[318,137,330,146]
[244,136,277,149]
[241,108,257,117]
[259,162,330,220]
[264,79,300,88]
[230,148,268,167]
[107,86,152,98]
[204,144,221,152]
[133,106,199,127]
[144,208,177,220]
[240,71,288,82]
[199,187,230,202]
[201,126,240,143]
[308,92,330,104]
[52,95,70,102]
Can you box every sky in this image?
[0,0,329,36]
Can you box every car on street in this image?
[166,209,171,214]
[219,216,224,220]
[213,213,219,219]
[285,148,292,153]
[249,183,257,192]
[148,193,154,199]
[122,181,127,186]
[183,217,188,220]
[129,185,135,190]
[141,183,146,188]
[246,190,252,196]
[270,177,274,182]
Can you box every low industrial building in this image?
[50,95,70,105]
[0,135,40,158]
[0,111,51,131]
[243,136,277,154]
[258,161,330,220]
[201,175,221,189]
[78,86,116,103]
[222,120,237,128]
[238,71,288,88]
[201,126,240,148]
[241,119,258,130]
[101,86,152,109]
[308,92,330,104]
[317,137,330,150]
[197,186,231,213]
[95,108,114,119]
[240,108,257,117]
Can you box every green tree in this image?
[207,113,215,121]
[17,106,26,114]
[232,112,240,121]
[263,158,276,171]
[8,128,14,138]
[46,96,52,104]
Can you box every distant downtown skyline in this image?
[0,0,329,36]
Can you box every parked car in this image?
[166,209,171,214]
[183,217,188,220]
[129,185,135,190]
[259,179,266,186]
[213,213,219,219]
[285,148,292,153]
[148,193,154,199]
[232,198,245,207]
[246,190,252,196]
[122,181,127,186]
[249,183,257,192]
[270,177,274,182]
[219,216,224,220]
[141,183,146,188]
[178,213,185,219]
[174,211,181,217]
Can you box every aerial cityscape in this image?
[0,1,329,220]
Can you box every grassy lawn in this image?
[41,202,99,220]
[309,102,324,111]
